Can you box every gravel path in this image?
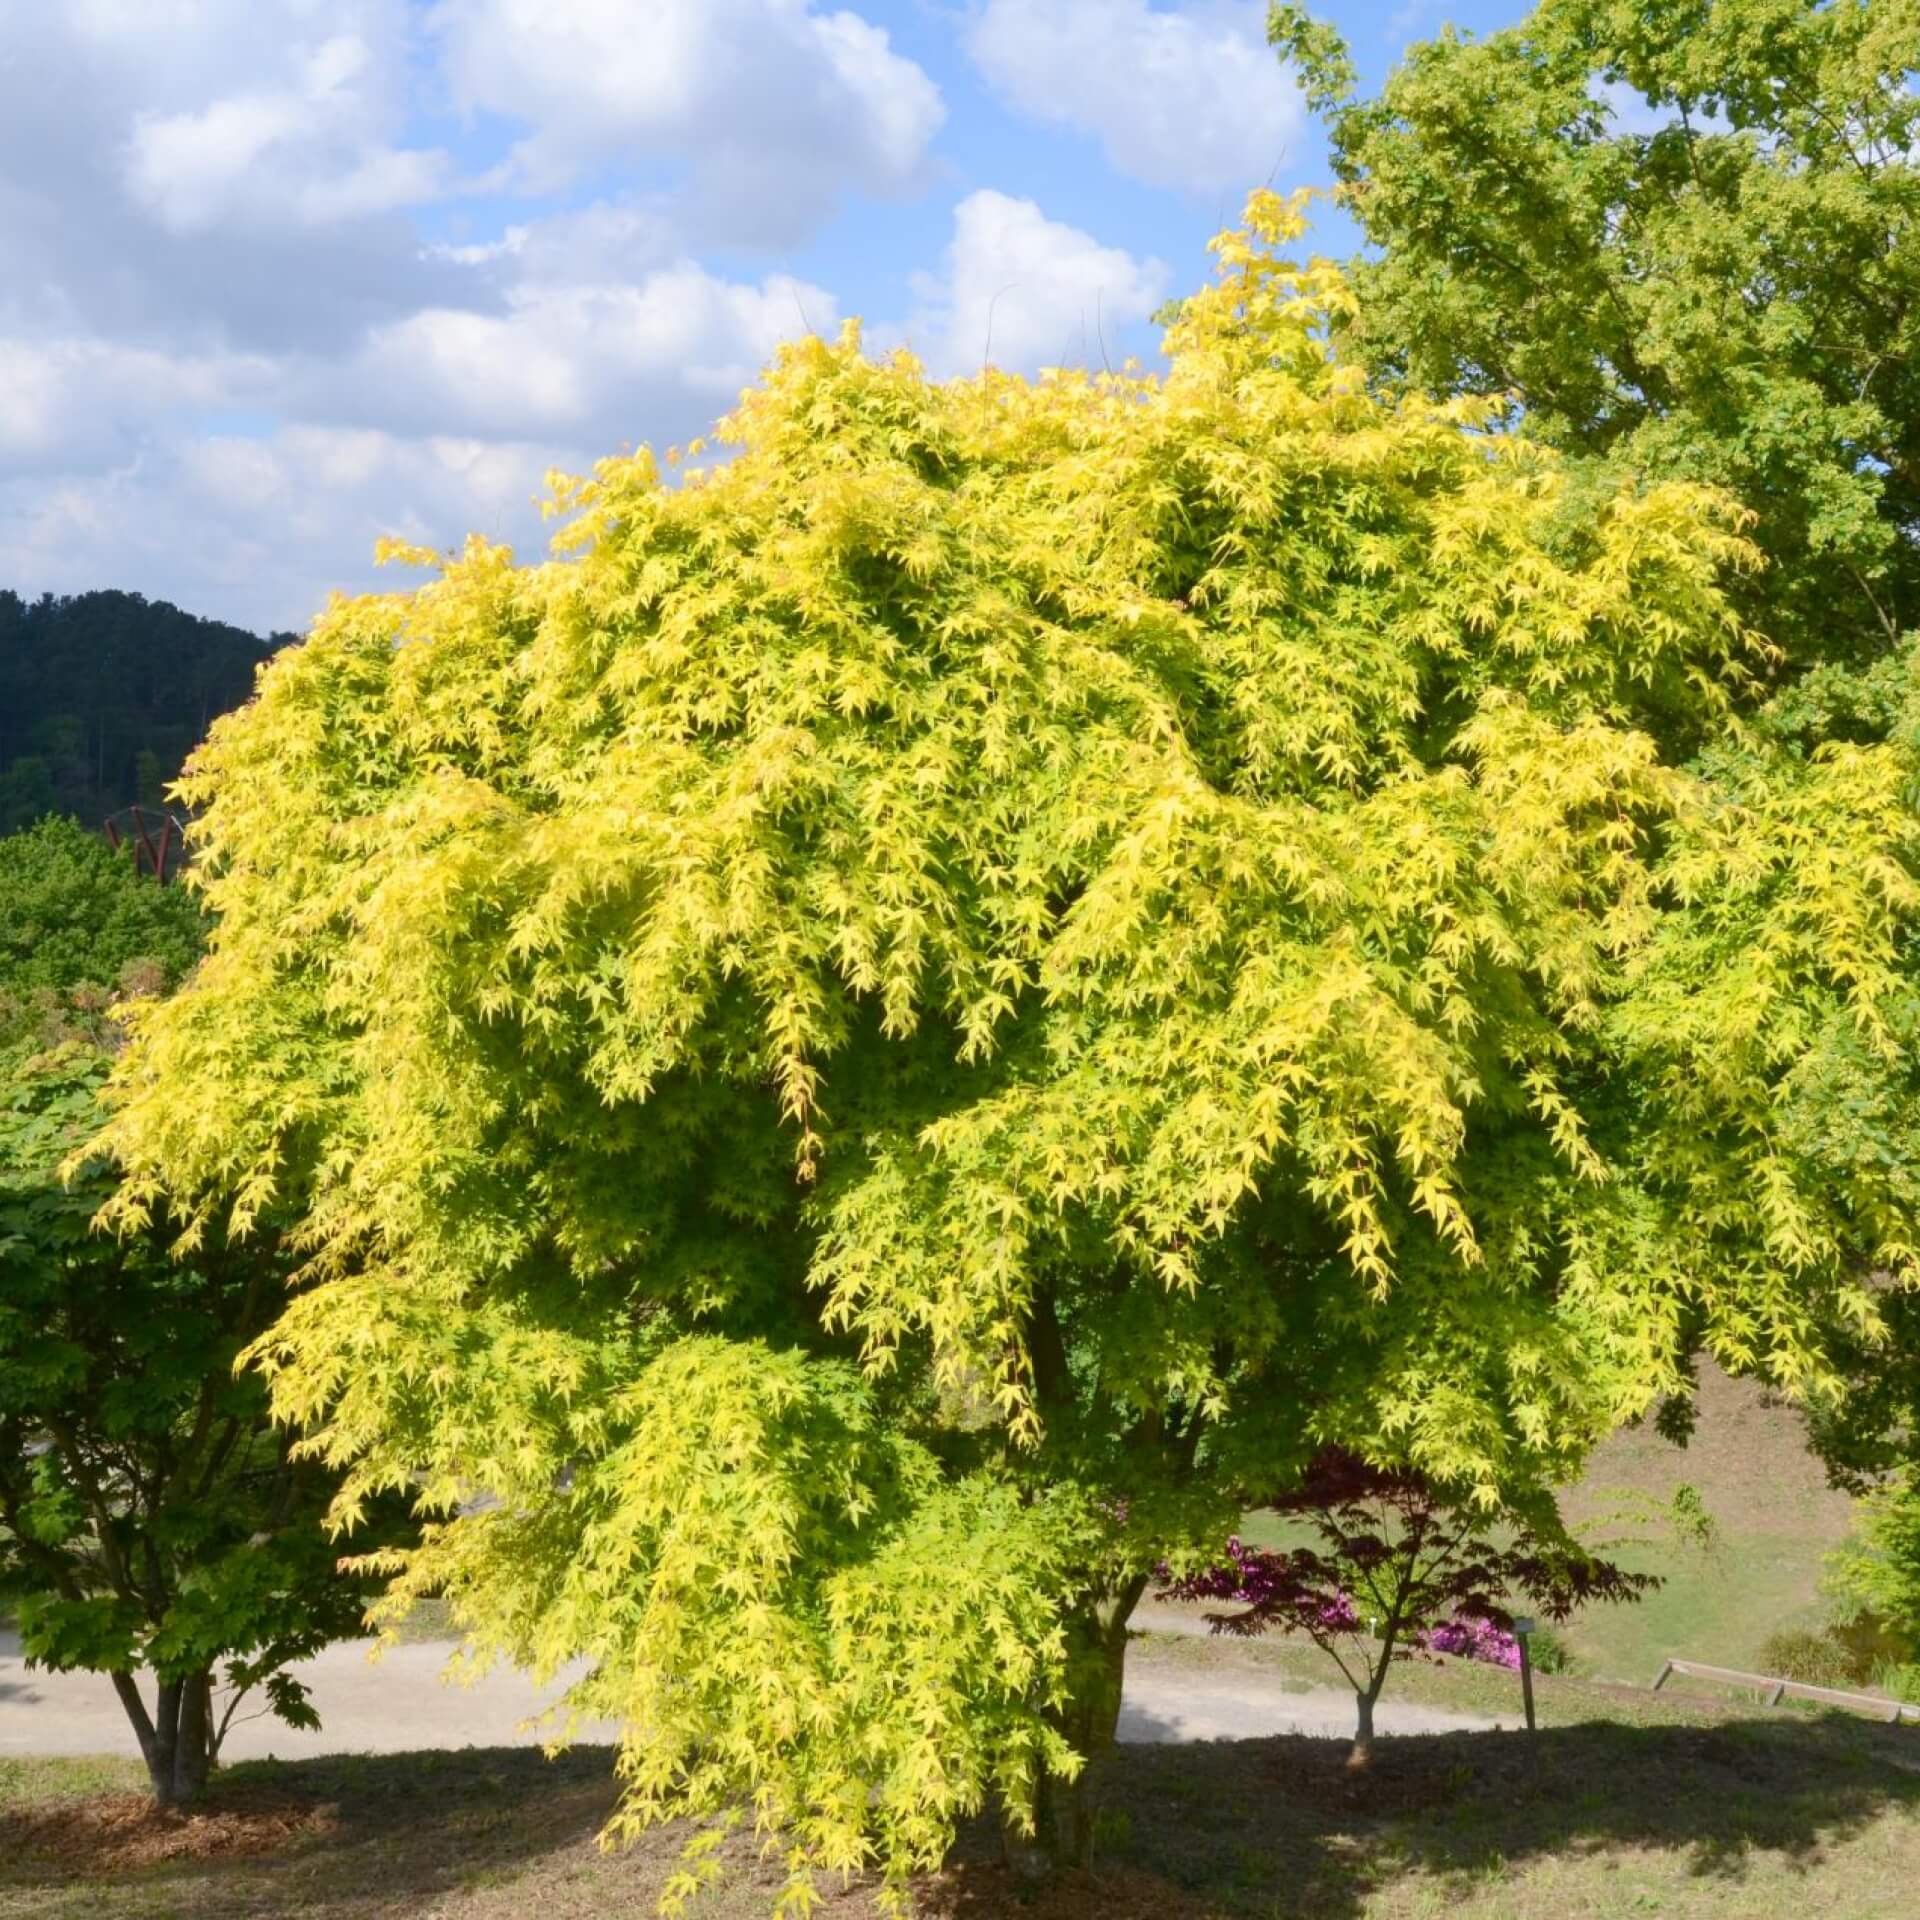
[1,1620,1498,1764]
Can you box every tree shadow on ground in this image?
[922,1715,1920,1919]
[5,1718,1917,1919]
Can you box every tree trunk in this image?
[171,1671,213,1805]
[117,1670,216,1809]
[1347,1688,1376,1770]
[1025,1575,1147,1873]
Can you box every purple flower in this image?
[1423,1616,1521,1668]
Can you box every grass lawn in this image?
[5,1643,1917,1920]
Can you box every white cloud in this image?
[0,2,487,352]
[906,190,1168,378]
[321,263,841,440]
[0,229,843,631]
[124,29,454,232]
[429,0,944,245]
[0,1,1206,642]
[432,201,680,283]
[0,1,871,630]
[0,338,269,472]
[0,424,580,637]
[967,0,1302,196]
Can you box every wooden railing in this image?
[1651,1657,1920,1724]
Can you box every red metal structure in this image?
[103,805,189,883]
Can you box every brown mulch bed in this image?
[1,1786,337,1873]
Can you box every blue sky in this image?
[0,1,1527,634]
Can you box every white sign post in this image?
[1512,1617,1538,1733]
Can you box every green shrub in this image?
[1757,1627,1860,1689]
[1526,1627,1577,1675]
[1872,1660,1920,1706]
[1829,1610,1914,1682]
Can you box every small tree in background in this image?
[1828,1470,1920,1700]
[0,815,203,998]
[1164,1451,1655,1764]
[0,824,405,1808]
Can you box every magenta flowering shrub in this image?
[1170,1537,1360,1630]
[1423,1616,1521,1668]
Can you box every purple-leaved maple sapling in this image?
[1163,1450,1655,1763]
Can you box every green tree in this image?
[0,757,56,838]
[1829,1470,1920,1694]
[133,749,167,813]
[0,819,402,1808]
[1269,0,1920,682]
[0,586,281,828]
[97,202,1919,1902]
[0,816,205,1000]
[0,1040,400,1805]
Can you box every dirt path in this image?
[2,1621,1498,1763]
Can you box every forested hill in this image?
[0,589,293,834]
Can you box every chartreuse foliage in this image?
[1267,0,1920,1469]
[96,196,1920,1905]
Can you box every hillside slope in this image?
[1559,1361,1856,1681]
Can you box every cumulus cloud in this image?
[0,1,487,353]
[0,424,582,637]
[0,2,879,629]
[905,190,1168,378]
[0,338,269,474]
[124,29,454,233]
[0,232,843,634]
[429,0,945,245]
[966,0,1302,196]
[317,261,843,441]
[0,0,1191,639]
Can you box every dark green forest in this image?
[0,590,289,834]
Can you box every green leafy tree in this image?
[0,816,205,1000]
[1829,1469,1920,1695]
[0,756,56,838]
[1269,0,1920,681]
[0,823,400,1808]
[97,201,1919,1903]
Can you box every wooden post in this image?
[1514,1617,1537,1733]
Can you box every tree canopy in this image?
[1268,0,1920,1477]
[0,815,395,1807]
[96,197,1920,1901]
[0,816,205,1005]
[1270,0,1920,684]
